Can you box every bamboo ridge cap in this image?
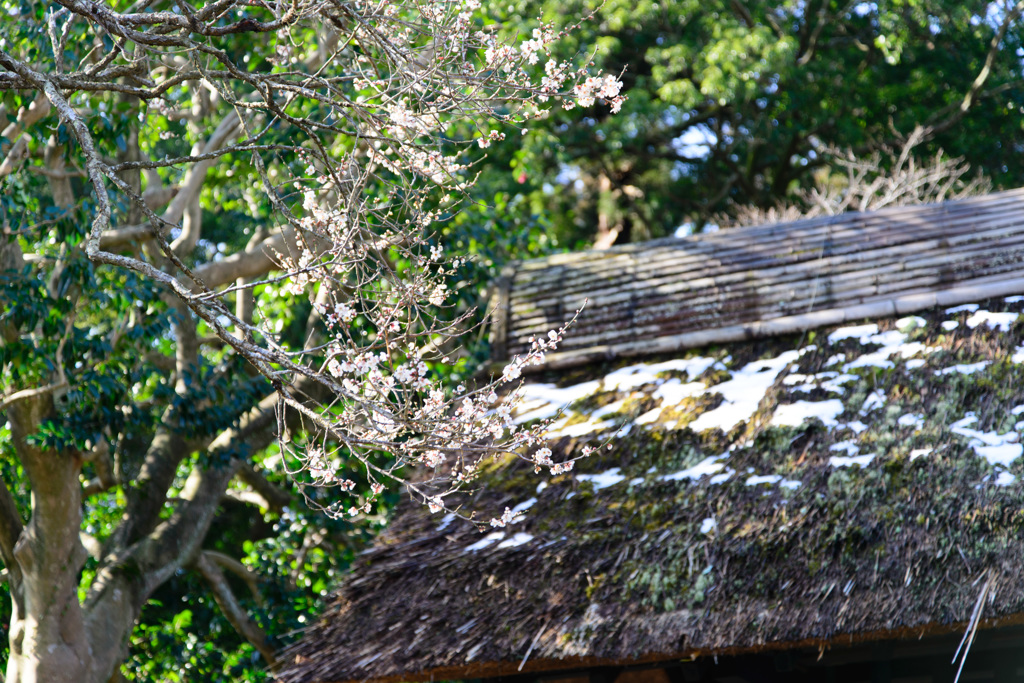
[519,276,1024,372]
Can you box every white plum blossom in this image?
[489,506,520,528]
[233,0,625,528]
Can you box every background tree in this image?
[460,0,1024,249]
[0,0,618,680]
[714,132,994,227]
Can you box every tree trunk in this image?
[4,396,95,683]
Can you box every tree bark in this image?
[5,395,91,683]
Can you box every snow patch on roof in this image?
[576,468,627,490]
[949,413,1023,468]
[830,441,860,456]
[898,413,925,429]
[937,361,991,376]
[1012,345,1024,363]
[660,456,727,482]
[966,310,1018,332]
[828,324,879,343]
[860,390,886,415]
[829,453,876,468]
[745,474,801,489]
[771,399,845,428]
[603,356,718,392]
[464,532,504,552]
[688,349,803,433]
[515,381,601,423]
[497,533,534,549]
[653,379,707,405]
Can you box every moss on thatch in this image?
[280,297,1024,683]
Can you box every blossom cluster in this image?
[258,0,625,527]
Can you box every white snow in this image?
[497,532,534,549]
[660,456,726,482]
[771,400,845,428]
[937,361,990,375]
[941,321,959,331]
[909,448,933,461]
[699,517,717,534]
[822,374,859,392]
[1006,295,1024,303]
[828,324,878,343]
[945,303,980,314]
[841,329,934,371]
[464,532,504,552]
[708,470,734,485]
[745,474,802,489]
[896,316,926,332]
[830,441,860,456]
[603,356,718,392]
[514,381,601,423]
[688,349,803,433]
[634,408,663,425]
[965,310,1017,332]
[576,468,627,490]
[949,413,1023,468]
[829,453,876,468]
[784,372,857,394]
[974,442,1022,467]
[994,472,1017,486]
[860,390,886,415]
[1012,345,1024,364]
[549,418,613,438]
[897,413,924,429]
[509,498,537,516]
[654,379,707,405]
[842,420,869,434]
[591,399,627,419]
[437,513,456,531]
[905,359,926,370]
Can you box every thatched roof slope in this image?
[491,189,1024,369]
[281,295,1024,683]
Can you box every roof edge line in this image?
[306,608,1024,683]
[519,275,1024,372]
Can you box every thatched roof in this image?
[491,188,1024,369]
[279,193,1024,683]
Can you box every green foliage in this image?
[466,0,1024,246]
[0,76,384,683]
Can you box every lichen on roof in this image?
[280,296,1024,683]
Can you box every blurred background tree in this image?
[452,0,1024,252]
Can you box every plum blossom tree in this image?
[0,0,621,680]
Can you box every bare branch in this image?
[82,439,117,497]
[234,462,291,512]
[0,381,69,413]
[201,550,262,601]
[919,0,1024,139]
[194,551,278,668]
[0,91,50,178]
[192,230,292,288]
